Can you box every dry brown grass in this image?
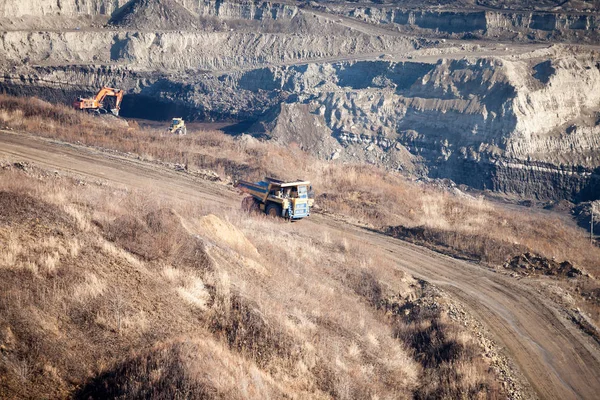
[2,95,598,275]
[0,164,504,399]
[1,94,598,397]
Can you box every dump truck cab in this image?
[237,177,314,220]
[168,118,187,135]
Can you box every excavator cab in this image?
[168,118,187,135]
[73,87,124,116]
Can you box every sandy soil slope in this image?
[1,130,599,399]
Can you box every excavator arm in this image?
[95,88,123,104]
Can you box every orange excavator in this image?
[73,87,124,116]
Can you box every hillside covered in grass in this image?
[0,163,503,398]
[1,94,599,275]
[1,95,600,398]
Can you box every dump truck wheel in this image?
[266,203,281,218]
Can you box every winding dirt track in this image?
[1,131,599,399]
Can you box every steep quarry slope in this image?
[0,0,128,17]
[312,0,598,11]
[0,30,416,70]
[477,0,600,11]
[245,49,600,200]
[0,0,599,202]
[321,2,600,43]
[0,0,298,21]
[2,0,599,41]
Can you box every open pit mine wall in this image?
[190,0,299,20]
[335,6,600,41]
[1,0,598,42]
[0,0,129,17]
[0,29,413,69]
[2,56,598,201]
[0,0,298,19]
[343,7,600,33]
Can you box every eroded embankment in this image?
[2,48,600,201]
[3,0,599,43]
[0,29,416,71]
[327,5,600,43]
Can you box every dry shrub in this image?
[75,339,283,400]
[0,190,74,230]
[102,208,211,271]
[0,95,122,142]
[103,209,182,261]
[0,190,81,277]
[394,302,503,400]
[385,225,529,264]
[344,269,384,308]
[209,293,297,368]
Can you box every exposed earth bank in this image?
[1,0,599,202]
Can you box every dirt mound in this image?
[103,208,211,269]
[504,252,583,277]
[196,214,258,256]
[249,103,340,156]
[95,114,129,129]
[544,199,574,213]
[109,0,199,30]
[0,191,74,230]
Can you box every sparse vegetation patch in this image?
[0,164,508,399]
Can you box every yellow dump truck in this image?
[236,177,314,220]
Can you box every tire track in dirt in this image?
[1,130,599,399]
[0,131,238,208]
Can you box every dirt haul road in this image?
[1,130,600,400]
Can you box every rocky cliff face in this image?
[0,30,415,70]
[0,0,129,17]
[0,0,298,21]
[192,0,298,21]
[1,0,598,201]
[2,0,598,43]
[329,5,600,43]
